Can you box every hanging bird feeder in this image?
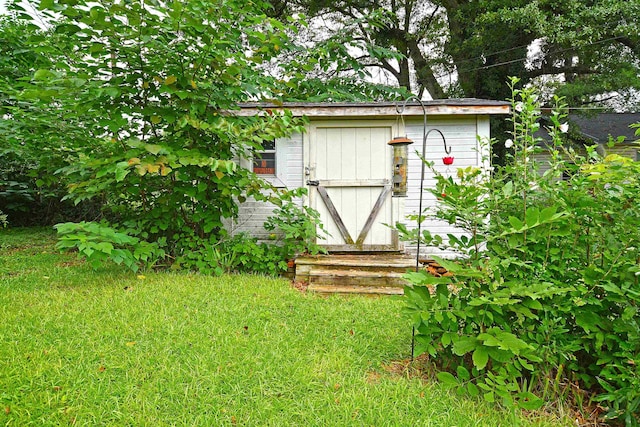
[442,156,454,165]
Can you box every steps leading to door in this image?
[295,254,419,295]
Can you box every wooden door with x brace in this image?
[307,121,398,251]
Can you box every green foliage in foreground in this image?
[52,197,327,275]
[0,228,571,426]
[54,221,166,272]
[401,78,640,425]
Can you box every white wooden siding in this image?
[229,133,304,239]
[228,114,496,252]
[400,115,490,258]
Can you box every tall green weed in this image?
[402,77,640,425]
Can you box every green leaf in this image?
[517,357,534,371]
[145,144,163,155]
[441,332,453,347]
[472,346,489,370]
[225,161,236,174]
[539,206,557,222]
[456,365,471,381]
[622,306,637,321]
[502,180,513,197]
[517,392,544,410]
[430,256,463,274]
[436,372,458,387]
[95,241,114,254]
[523,299,543,310]
[38,0,54,10]
[575,312,602,333]
[466,382,480,397]
[104,87,120,98]
[484,391,495,403]
[495,331,530,353]
[33,69,55,80]
[452,336,478,356]
[115,165,130,182]
[404,271,451,285]
[508,216,523,230]
[525,208,539,228]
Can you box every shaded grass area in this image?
[0,228,571,426]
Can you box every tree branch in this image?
[619,37,639,56]
[405,37,445,98]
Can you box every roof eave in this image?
[233,100,511,117]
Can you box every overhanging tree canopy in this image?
[270,0,640,108]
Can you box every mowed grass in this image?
[0,228,571,426]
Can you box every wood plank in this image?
[356,185,391,246]
[310,269,407,278]
[355,127,372,180]
[320,244,399,252]
[233,103,511,117]
[315,185,354,245]
[313,179,388,187]
[295,255,416,269]
[307,284,404,295]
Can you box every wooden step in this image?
[295,254,416,268]
[307,284,404,295]
[293,253,436,295]
[308,268,409,288]
[295,254,417,281]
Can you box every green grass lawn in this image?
[0,228,571,426]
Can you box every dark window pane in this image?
[253,152,276,175]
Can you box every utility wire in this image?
[433,35,629,80]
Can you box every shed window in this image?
[253,140,276,175]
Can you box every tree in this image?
[270,0,640,109]
[8,0,313,262]
[0,16,96,225]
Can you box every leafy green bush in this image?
[0,17,101,226]
[55,222,165,272]
[264,200,328,259]
[173,199,327,276]
[170,233,281,276]
[402,78,640,425]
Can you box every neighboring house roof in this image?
[235,99,511,118]
[569,113,639,144]
[537,113,640,145]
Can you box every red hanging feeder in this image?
[442,156,454,165]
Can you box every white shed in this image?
[232,100,510,258]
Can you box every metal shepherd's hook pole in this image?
[395,97,451,362]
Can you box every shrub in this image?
[55,222,165,272]
[401,78,640,425]
[173,199,327,276]
[57,198,328,277]
[264,200,328,259]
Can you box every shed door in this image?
[308,123,397,251]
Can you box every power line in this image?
[433,35,629,80]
